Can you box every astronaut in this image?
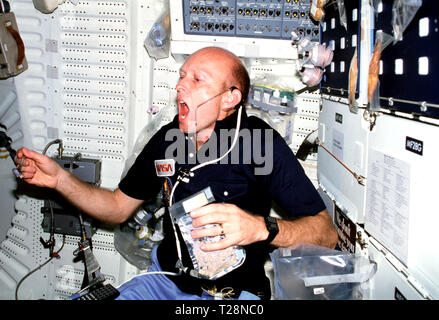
[15,46,338,300]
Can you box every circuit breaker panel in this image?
[182,0,319,41]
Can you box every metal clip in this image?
[175,259,187,274]
[388,97,394,107]
[177,168,194,183]
[354,173,366,186]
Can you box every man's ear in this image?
[221,88,242,111]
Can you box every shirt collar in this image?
[213,106,247,132]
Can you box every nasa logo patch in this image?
[154,159,175,177]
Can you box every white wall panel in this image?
[0,0,161,300]
[0,81,22,244]
[365,113,439,299]
[318,99,369,224]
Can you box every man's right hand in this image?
[14,147,143,225]
[15,147,63,189]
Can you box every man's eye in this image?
[193,75,203,82]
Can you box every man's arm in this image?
[268,210,338,249]
[190,204,338,251]
[16,147,142,224]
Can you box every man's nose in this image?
[176,78,187,93]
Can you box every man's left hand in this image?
[189,203,268,251]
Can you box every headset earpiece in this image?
[227,86,244,107]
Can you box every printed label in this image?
[335,112,343,124]
[405,136,423,156]
[335,205,356,253]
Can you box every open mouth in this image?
[178,100,190,120]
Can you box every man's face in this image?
[176,48,232,136]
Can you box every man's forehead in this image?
[180,53,229,78]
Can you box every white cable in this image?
[190,106,243,173]
[167,106,243,273]
[168,179,183,267]
[169,180,179,207]
[169,105,242,206]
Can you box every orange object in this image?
[368,40,382,103]
[5,22,25,70]
[316,0,327,7]
[310,3,325,21]
[349,50,358,105]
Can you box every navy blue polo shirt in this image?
[119,107,326,299]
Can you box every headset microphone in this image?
[195,86,239,110]
[180,86,240,120]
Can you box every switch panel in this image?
[41,156,101,237]
[182,0,319,41]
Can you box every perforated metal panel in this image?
[0,197,49,299]
[150,57,180,127]
[0,82,23,243]
[55,1,132,188]
[6,1,136,188]
[0,0,152,300]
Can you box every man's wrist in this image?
[263,216,279,245]
[55,166,75,192]
[54,167,66,191]
[259,216,270,242]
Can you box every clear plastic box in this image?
[270,244,377,300]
